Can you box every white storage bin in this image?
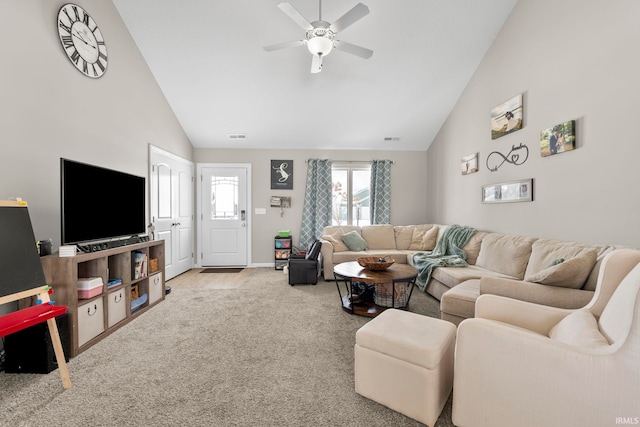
[149,272,164,305]
[107,289,127,328]
[77,298,105,347]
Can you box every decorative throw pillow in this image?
[341,230,368,251]
[548,310,609,348]
[408,226,438,251]
[525,250,597,289]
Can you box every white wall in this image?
[195,148,428,264]
[0,1,192,249]
[426,0,640,247]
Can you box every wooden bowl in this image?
[357,256,395,271]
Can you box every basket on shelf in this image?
[357,256,395,271]
[374,282,409,308]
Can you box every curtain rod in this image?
[305,159,394,164]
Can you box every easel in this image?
[0,200,71,388]
[0,287,71,388]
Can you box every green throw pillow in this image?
[341,230,368,251]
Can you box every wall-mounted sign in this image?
[271,160,293,190]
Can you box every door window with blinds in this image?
[332,162,371,226]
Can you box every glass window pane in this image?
[352,169,370,226]
[211,176,238,220]
[331,166,371,226]
[332,169,348,225]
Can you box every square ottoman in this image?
[355,309,456,426]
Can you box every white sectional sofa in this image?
[319,224,620,325]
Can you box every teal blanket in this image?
[412,225,477,291]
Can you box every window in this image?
[210,175,238,219]
[332,163,371,226]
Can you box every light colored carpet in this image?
[0,267,454,427]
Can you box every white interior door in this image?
[150,146,194,279]
[198,164,250,267]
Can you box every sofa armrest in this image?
[474,294,573,335]
[320,238,335,280]
[479,276,594,309]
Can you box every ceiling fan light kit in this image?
[306,26,335,57]
[264,1,372,73]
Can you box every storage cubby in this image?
[40,240,165,357]
[274,235,292,270]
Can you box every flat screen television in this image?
[61,158,146,245]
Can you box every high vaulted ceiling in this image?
[113,0,517,151]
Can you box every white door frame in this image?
[196,163,252,268]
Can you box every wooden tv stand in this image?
[40,240,165,357]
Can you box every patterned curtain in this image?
[370,160,392,224]
[299,159,333,250]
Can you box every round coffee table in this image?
[333,261,418,317]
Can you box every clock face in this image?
[57,4,108,78]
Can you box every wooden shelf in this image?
[40,240,165,357]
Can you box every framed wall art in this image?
[461,153,479,175]
[491,93,523,140]
[540,120,575,157]
[482,178,533,204]
[271,160,293,190]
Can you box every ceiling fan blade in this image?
[263,40,305,52]
[311,54,323,73]
[330,3,369,33]
[277,2,313,31]
[334,40,373,59]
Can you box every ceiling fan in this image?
[263,1,373,73]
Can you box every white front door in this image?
[150,146,194,280]
[198,164,250,267]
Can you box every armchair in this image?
[452,249,640,427]
[288,240,322,286]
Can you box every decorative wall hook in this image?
[486,143,529,172]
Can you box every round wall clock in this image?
[57,3,108,78]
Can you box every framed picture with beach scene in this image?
[540,120,575,157]
[491,94,523,140]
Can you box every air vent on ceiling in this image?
[384,137,401,142]
[228,134,247,140]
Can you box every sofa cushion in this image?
[524,239,610,290]
[341,230,368,251]
[549,310,609,348]
[461,231,487,266]
[332,250,369,265]
[525,251,598,289]
[440,279,481,321]
[321,226,361,252]
[393,226,415,250]
[479,276,595,309]
[432,265,516,289]
[361,225,396,250]
[409,226,439,251]
[475,233,537,279]
[394,225,435,250]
